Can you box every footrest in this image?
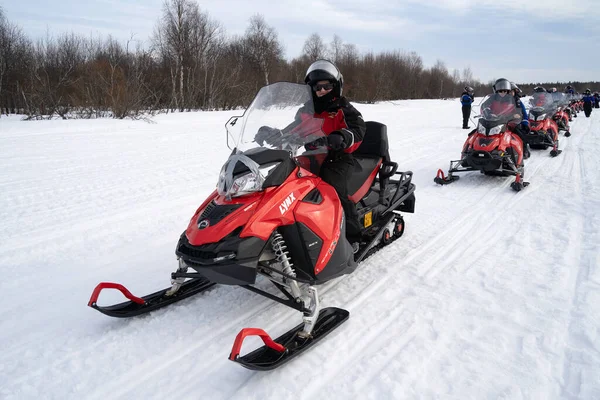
[229,307,349,371]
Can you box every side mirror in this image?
[225,116,241,150]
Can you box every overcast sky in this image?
[5,0,598,86]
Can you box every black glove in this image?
[518,121,531,134]
[324,97,348,113]
[327,133,346,151]
[255,126,282,146]
[305,137,327,150]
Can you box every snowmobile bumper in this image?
[464,151,502,171]
[175,232,267,285]
[527,130,553,148]
[229,307,349,371]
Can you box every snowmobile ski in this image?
[229,307,349,371]
[434,168,460,185]
[88,277,215,318]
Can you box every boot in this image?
[523,143,531,159]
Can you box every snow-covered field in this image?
[1,99,599,400]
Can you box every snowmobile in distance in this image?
[88,82,416,371]
[434,93,529,191]
[527,92,562,156]
[550,92,572,136]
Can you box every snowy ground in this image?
[1,100,599,400]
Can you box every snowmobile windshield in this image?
[529,92,557,120]
[550,92,569,108]
[477,94,522,135]
[226,82,327,156]
[218,82,328,199]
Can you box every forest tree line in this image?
[0,2,597,119]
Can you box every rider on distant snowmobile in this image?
[497,79,530,159]
[469,78,530,158]
[254,60,366,249]
[565,85,575,95]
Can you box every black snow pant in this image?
[513,124,531,160]
[462,105,471,128]
[320,152,362,243]
[584,103,593,117]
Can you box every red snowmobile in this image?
[550,92,572,136]
[87,82,416,370]
[434,93,528,191]
[527,93,562,156]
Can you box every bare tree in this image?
[451,69,461,97]
[153,0,195,111]
[242,14,283,86]
[461,67,474,89]
[302,33,326,60]
[329,34,343,64]
[0,8,31,116]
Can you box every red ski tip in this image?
[436,169,446,181]
[229,328,286,361]
[88,282,146,307]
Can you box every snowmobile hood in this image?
[472,134,501,152]
[186,190,264,247]
[186,167,320,246]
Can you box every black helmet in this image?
[566,85,573,90]
[510,82,522,95]
[585,89,591,94]
[493,78,511,93]
[464,86,474,93]
[533,86,546,93]
[304,59,343,97]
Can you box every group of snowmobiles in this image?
[435,89,578,192]
[86,80,592,370]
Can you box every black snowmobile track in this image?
[88,277,215,318]
[355,214,405,263]
[230,307,349,371]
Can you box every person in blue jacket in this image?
[460,86,475,129]
[582,89,595,117]
[509,81,531,158]
[511,82,528,119]
[594,92,600,109]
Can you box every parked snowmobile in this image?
[88,82,416,370]
[550,92,572,137]
[527,93,562,156]
[434,93,528,191]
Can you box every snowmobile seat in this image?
[349,122,397,203]
[353,121,391,163]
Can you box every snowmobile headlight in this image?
[228,172,263,197]
[533,113,545,121]
[488,124,504,135]
[477,123,486,134]
[218,162,280,198]
[213,252,236,262]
